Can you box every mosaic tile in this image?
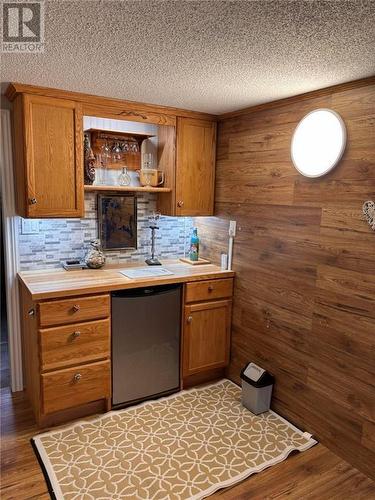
[19,193,193,270]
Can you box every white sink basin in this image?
[119,267,174,279]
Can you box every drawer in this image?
[185,278,233,303]
[40,318,110,372]
[41,360,110,415]
[38,294,110,327]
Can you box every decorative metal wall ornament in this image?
[84,132,96,185]
[362,201,375,231]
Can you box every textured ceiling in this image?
[1,0,375,114]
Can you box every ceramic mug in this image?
[138,169,164,187]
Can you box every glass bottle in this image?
[118,167,131,186]
[189,227,200,261]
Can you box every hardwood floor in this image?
[213,445,375,499]
[1,387,374,499]
[1,342,10,389]
[1,314,9,389]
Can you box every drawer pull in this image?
[187,315,193,324]
[208,286,214,292]
[177,200,184,207]
[72,304,80,313]
[72,330,81,339]
[73,373,82,382]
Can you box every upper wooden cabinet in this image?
[175,117,216,216]
[12,94,84,218]
[7,83,217,218]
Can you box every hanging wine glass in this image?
[101,140,111,166]
[101,140,111,157]
[112,142,122,162]
[129,138,139,154]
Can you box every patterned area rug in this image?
[32,379,316,499]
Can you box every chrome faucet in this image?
[145,212,161,266]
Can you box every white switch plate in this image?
[21,219,39,235]
[229,220,237,237]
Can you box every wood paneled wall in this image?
[194,216,230,265]
[196,82,375,479]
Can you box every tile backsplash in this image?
[18,193,193,271]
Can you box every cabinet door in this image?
[14,94,83,217]
[175,117,216,216]
[183,299,231,377]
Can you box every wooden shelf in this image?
[84,128,155,140]
[84,185,171,193]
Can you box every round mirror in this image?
[291,109,346,177]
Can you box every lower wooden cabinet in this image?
[183,299,232,377]
[38,294,110,327]
[41,360,110,414]
[20,286,111,426]
[39,318,111,372]
[19,276,233,426]
[185,278,234,303]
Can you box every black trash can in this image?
[240,362,275,414]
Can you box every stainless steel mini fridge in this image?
[111,284,181,407]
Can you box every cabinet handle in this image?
[177,200,184,208]
[187,315,193,324]
[73,373,82,382]
[208,286,214,292]
[29,197,37,205]
[72,331,81,339]
[72,304,80,312]
[28,308,35,316]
